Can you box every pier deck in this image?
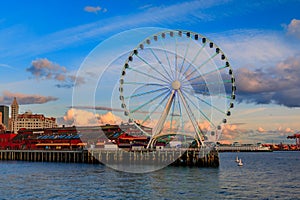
[0,148,219,167]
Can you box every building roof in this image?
[11,97,18,106]
[17,113,56,121]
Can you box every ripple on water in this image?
[0,152,299,199]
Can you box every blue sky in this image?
[0,0,300,144]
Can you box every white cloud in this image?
[211,29,297,69]
[84,6,104,14]
[0,0,229,59]
[287,19,300,39]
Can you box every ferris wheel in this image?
[119,30,236,148]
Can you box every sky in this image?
[0,0,300,144]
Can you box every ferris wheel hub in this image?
[171,80,181,90]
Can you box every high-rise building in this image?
[11,97,19,121]
[10,97,19,133]
[0,105,9,128]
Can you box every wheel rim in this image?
[119,30,236,146]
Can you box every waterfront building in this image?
[0,112,3,132]
[10,98,57,133]
[10,97,19,132]
[0,105,9,128]
[119,122,152,136]
[13,111,57,132]
[11,97,19,121]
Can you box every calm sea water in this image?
[0,151,299,200]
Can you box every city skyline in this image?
[1,0,300,144]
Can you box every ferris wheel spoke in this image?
[135,54,172,82]
[174,37,178,80]
[181,88,226,115]
[181,79,232,88]
[181,85,232,99]
[123,81,168,87]
[125,87,169,100]
[178,38,192,77]
[179,42,206,80]
[140,90,171,125]
[130,89,170,114]
[187,64,228,83]
[181,89,217,128]
[176,91,184,131]
[160,38,175,79]
[149,48,173,81]
[169,92,177,132]
[184,52,218,81]
[128,67,169,84]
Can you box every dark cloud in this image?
[236,55,300,107]
[26,58,85,88]
[0,91,58,105]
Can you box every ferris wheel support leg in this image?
[147,90,176,149]
[194,138,201,148]
[148,136,157,149]
[178,89,204,147]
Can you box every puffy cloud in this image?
[0,91,58,105]
[257,127,266,133]
[84,6,106,14]
[236,55,300,107]
[217,123,247,144]
[26,58,85,88]
[58,109,123,126]
[284,127,294,134]
[287,19,300,39]
[98,111,123,125]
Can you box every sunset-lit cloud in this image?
[0,90,58,105]
[58,108,123,126]
[257,127,266,133]
[26,58,85,88]
[218,123,243,144]
[284,127,294,134]
[236,55,300,107]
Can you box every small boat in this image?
[238,158,243,166]
[235,156,239,163]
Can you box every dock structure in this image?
[0,148,219,167]
[216,145,272,152]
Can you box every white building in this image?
[10,98,57,133]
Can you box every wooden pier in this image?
[0,148,219,167]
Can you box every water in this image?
[0,151,299,199]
